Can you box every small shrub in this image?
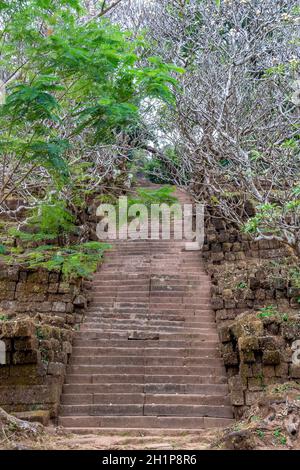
[273,429,287,446]
[257,305,278,319]
[9,242,111,280]
[9,200,76,243]
[236,281,247,289]
[257,305,289,322]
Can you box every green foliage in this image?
[0,197,111,280]
[0,1,180,205]
[236,282,247,290]
[29,201,76,237]
[128,186,178,208]
[0,314,9,321]
[257,305,278,319]
[143,148,182,184]
[256,430,265,439]
[257,305,289,322]
[2,242,111,280]
[9,201,76,242]
[273,429,287,446]
[108,186,179,228]
[0,244,6,254]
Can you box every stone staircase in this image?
[58,188,233,433]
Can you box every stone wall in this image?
[0,265,93,421]
[203,213,300,417]
[203,215,294,324]
[0,263,92,320]
[202,218,289,265]
[0,318,73,422]
[208,259,300,325]
[219,312,300,418]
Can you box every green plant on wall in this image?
[1,241,111,280]
[9,200,76,243]
[257,305,289,322]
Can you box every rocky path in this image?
[58,188,233,433]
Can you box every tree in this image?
[0,0,179,216]
[111,0,300,256]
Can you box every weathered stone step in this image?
[84,313,215,322]
[84,316,215,327]
[61,393,230,406]
[58,415,233,429]
[93,274,210,281]
[59,186,233,432]
[70,356,223,367]
[67,365,226,375]
[144,394,230,406]
[85,314,214,322]
[71,347,221,357]
[80,324,217,334]
[57,426,224,435]
[89,302,213,310]
[75,330,219,341]
[72,339,220,348]
[149,302,212,308]
[63,383,229,395]
[87,307,214,315]
[61,393,144,405]
[92,294,211,301]
[66,374,227,385]
[92,280,209,287]
[59,403,233,418]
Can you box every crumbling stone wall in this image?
[0,264,92,319]
[202,217,289,264]
[0,265,93,420]
[0,318,75,421]
[203,214,294,323]
[202,213,300,418]
[208,259,300,325]
[219,312,300,418]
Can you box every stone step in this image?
[92,281,209,287]
[80,324,217,334]
[72,339,220,348]
[92,294,211,301]
[62,383,229,395]
[75,330,219,340]
[71,347,221,357]
[83,313,213,323]
[67,365,226,375]
[58,187,232,432]
[61,393,230,406]
[56,427,221,435]
[66,374,228,385]
[69,356,223,367]
[93,274,209,281]
[149,302,212,309]
[58,415,233,429]
[59,403,233,418]
[87,307,214,315]
[61,393,145,405]
[84,317,215,327]
[90,302,213,310]
[84,312,215,321]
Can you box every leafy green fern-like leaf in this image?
[8,242,112,280]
